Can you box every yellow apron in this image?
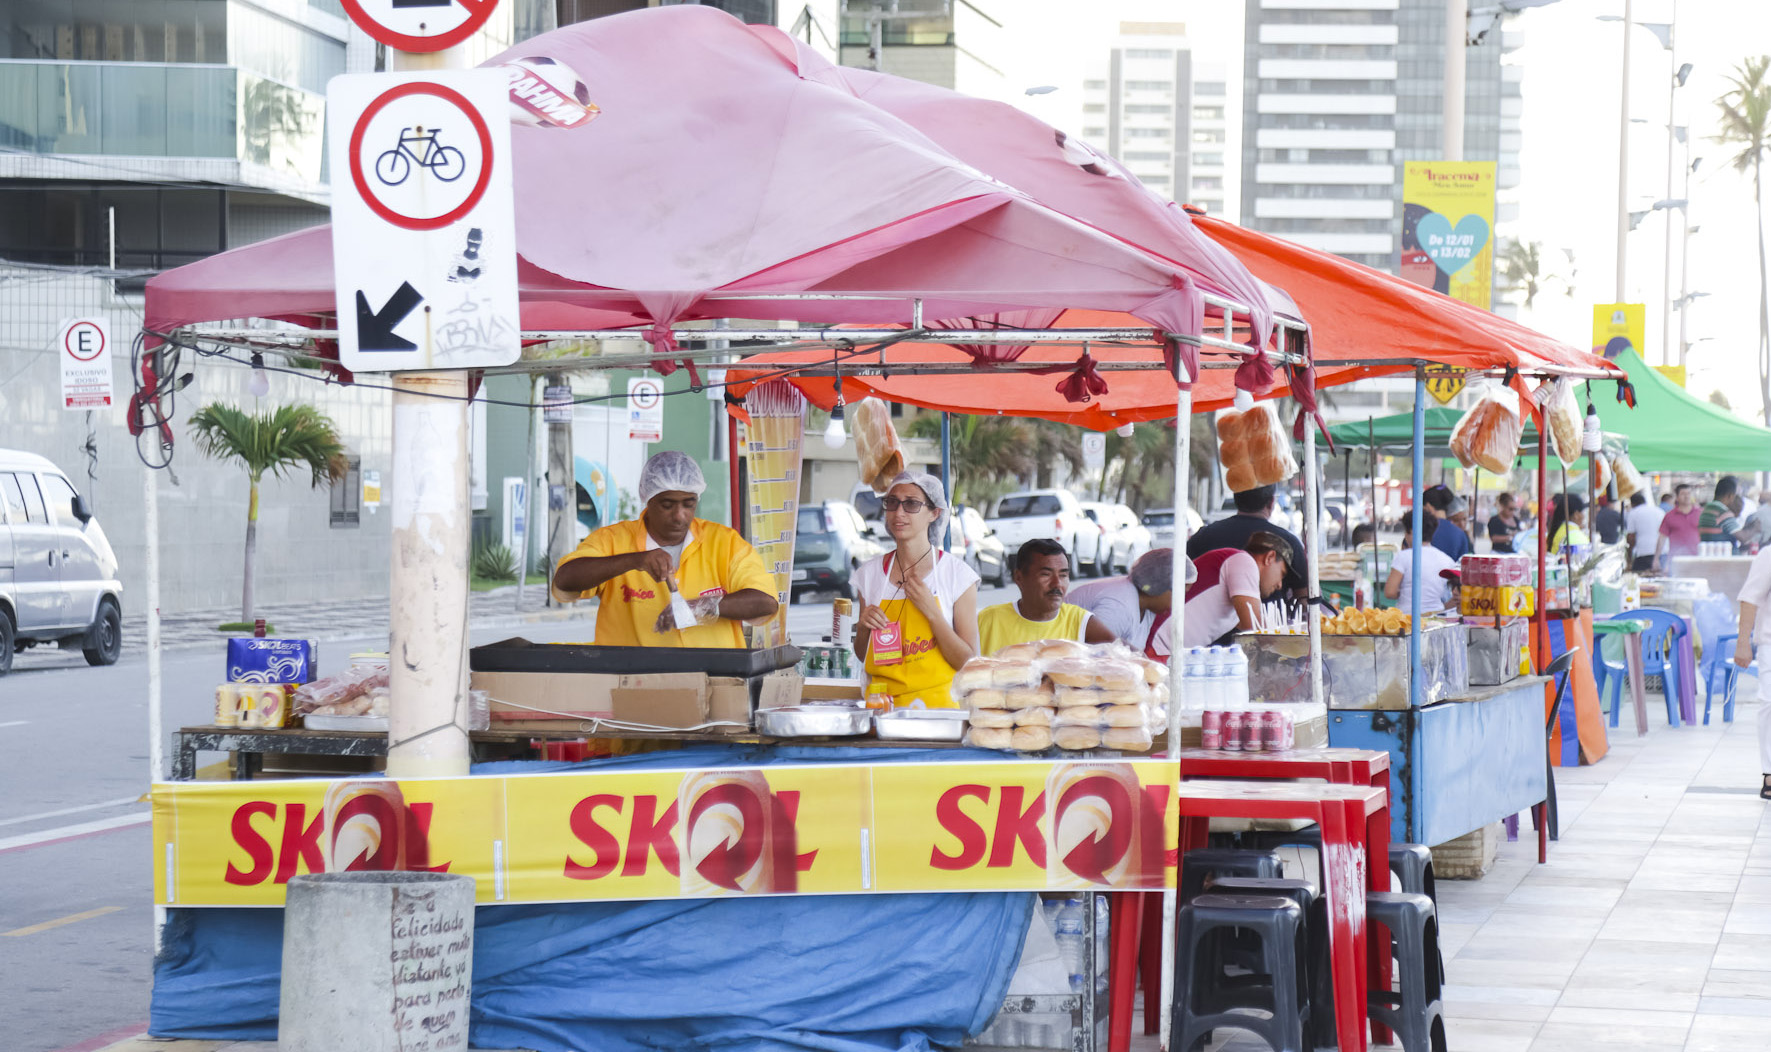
[864,555,961,709]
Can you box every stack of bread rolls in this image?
[954,641,1167,753]
[1216,403,1297,492]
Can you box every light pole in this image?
[1600,8,1676,317]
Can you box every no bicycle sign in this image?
[327,70,520,372]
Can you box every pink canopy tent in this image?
[145,5,1296,382]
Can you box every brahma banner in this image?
[153,760,1177,906]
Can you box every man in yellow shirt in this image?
[552,451,778,647]
[978,538,1118,655]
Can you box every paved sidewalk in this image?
[116,584,590,655]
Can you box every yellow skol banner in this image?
[1593,303,1646,360]
[1401,161,1497,310]
[154,760,1178,906]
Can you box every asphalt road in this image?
[0,582,1023,1051]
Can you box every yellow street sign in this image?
[1424,367,1466,405]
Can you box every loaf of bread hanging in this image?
[1449,390,1523,474]
[851,396,906,493]
[1216,403,1296,489]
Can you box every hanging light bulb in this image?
[823,400,846,449]
[248,352,270,398]
[822,363,846,448]
[1581,402,1603,452]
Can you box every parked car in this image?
[946,504,1008,586]
[791,500,885,601]
[1083,502,1152,574]
[1203,496,1296,533]
[987,489,1096,575]
[1140,506,1204,552]
[0,450,123,673]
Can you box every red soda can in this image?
[1201,710,1222,750]
[1244,711,1265,753]
[1220,711,1242,752]
[1275,711,1295,752]
[1262,711,1284,752]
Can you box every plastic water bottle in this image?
[1182,647,1210,711]
[1222,646,1250,708]
[1053,899,1086,993]
[1202,646,1229,711]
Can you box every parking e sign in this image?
[59,317,113,410]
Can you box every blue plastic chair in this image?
[1694,593,1743,725]
[1593,615,1647,728]
[1594,609,1691,728]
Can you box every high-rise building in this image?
[837,0,1005,101]
[1078,22,1234,217]
[1239,0,1521,270]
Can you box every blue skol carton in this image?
[226,638,317,684]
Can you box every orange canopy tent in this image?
[727,216,1620,429]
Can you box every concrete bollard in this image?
[279,871,476,1052]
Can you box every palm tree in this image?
[1717,55,1771,426]
[1497,239,1575,309]
[905,412,1034,507]
[188,403,348,622]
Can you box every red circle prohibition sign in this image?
[349,81,494,232]
[339,0,497,54]
[64,323,105,361]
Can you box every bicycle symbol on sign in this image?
[374,125,466,187]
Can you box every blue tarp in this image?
[151,745,1036,1052]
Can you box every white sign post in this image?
[627,377,664,442]
[328,70,520,372]
[1081,431,1106,474]
[59,317,113,410]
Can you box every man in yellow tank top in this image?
[978,538,1119,655]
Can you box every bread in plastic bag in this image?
[851,397,906,493]
[1614,454,1646,501]
[1449,385,1523,474]
[1217,402,1296,490]
[1540,378,1582,469]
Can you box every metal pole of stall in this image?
[1409,372,1426,708]
[940,412,952,505]
[1536,427,1551,671]
[1158,367,1193,1052]
[1369,418,1379,606]
[146,460,164,952]
[1304,405,1324,710]
[1342,450,1352,549]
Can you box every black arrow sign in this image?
[355,283,423,352]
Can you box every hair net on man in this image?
[887,470,949,548]
[1129,547,1194,596]
[637,450,707,505]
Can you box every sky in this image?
[997,0,1771,422]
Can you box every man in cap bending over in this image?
[552,450,778,646]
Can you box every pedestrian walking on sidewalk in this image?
[1733,544,1771,798]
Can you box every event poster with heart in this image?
[1402,161,1498,311]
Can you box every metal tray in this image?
[469,638,801,678]
[302,714,389,732]
[874,709,968,741]
[757,706,872,737]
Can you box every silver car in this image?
[0,450,123,673]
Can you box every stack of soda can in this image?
[1200,708,1294,753]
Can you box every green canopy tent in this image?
[1594,347,1771,472]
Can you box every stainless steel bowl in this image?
[756,706,872,737]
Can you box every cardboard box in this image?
[473,670,804,732]
[799,678,863,703]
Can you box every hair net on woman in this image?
[887,470,949,548]
[637,450,707,504]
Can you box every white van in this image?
[0,450,123,673]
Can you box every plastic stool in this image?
[1366,891,1448,1052]
[1173,893,1308,1052]
[1388,842,1438,905]
[1180,847,1283,902]
[1206,876,1331,1052]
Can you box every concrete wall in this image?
[0,265,395,616]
